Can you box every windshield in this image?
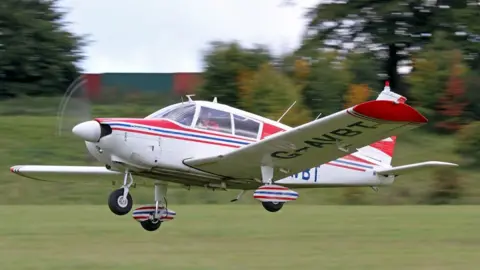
[145,103,197,126]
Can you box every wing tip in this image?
[10,166,18,173]
[432,161,459,167]
[353,100,428,124]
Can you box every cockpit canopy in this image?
[145,102,261,139]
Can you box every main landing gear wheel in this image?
[108,188,133,215]
[262,201,284,212]
[254,166,298,213]
[132,182,173,232]
[140,219,162,232]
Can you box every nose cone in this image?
[72,120,101,142]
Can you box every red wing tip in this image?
[353,100,428,123]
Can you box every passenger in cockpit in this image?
[200,118,219,131]
[199,111,220,131]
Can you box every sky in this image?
[59,0,319,73]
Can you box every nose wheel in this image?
[108,188,133,215]
[108,169,134,216]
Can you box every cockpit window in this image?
[195,106,232,134]
[156,104,196,126]
[233,114,260,139]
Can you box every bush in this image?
[455,121,480,167]
[425,167,463,205]
[342,187,367,205]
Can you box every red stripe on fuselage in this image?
[97,118,257,142]
[112,127,241,148]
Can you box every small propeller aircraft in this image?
[10,81,457,231]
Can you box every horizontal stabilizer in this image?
[375,161,458,176]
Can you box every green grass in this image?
[0,205,478,270]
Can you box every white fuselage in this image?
[85,118,394,190]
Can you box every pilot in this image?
[201,118,219,130]
[199,111,220,131]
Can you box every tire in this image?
[108,188,133,215]
[262,201,284,212]
[140,219,162,231]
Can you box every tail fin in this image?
[355,81,406,166]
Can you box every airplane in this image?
[9,81,458,232]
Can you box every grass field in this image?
[0,205,478,270]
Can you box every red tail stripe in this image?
[369,141,394,157]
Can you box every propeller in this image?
[56,75,93,137]
[55,75,97,162]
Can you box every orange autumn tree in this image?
[435,50,469,133]
[237,68,255,110]
[293,58,310,82]
[343,83,371,108]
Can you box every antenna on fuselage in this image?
[186,94,195,102]
[213,97,218,103]
[277,100,296,122]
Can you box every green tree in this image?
[301,0,480,97]
[426,167,463,205]
[239,63,311,126]
[344,51,381,92]
[463,71,480,121]
[407,32,469,128]
[0,0,88,98]
[197,41,272,108]
[456,121,480,167]
[301,51,351,118]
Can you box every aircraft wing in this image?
[184,100,428,181]
[9,165,120,183]
[375,161,458,176]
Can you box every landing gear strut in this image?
[107,170,176,231]
[108,169,134,215]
